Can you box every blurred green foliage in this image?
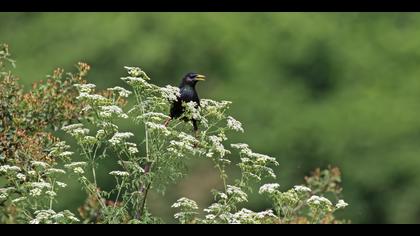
[2,12,420,223]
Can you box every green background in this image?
[2,12,420,223]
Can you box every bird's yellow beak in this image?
[195,74,206,81]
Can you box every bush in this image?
[0,44,348,224]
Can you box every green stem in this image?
[114,178,125,208]
[311,208,320,224]
[133,88,152,219]
[92,165,97,187]
[138,182,151,218]
[49,179,55,210]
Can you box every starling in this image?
[164,73,206,135]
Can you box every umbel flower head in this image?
[259,183,280,195]
[107,86,132,98]
[307,195,334,212]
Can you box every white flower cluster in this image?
[293,185,312,194]
[167,132,198,156]
[59,151,74,158]
[183,101,201,120]
[29,209,55,224]
[45,168,66,175]
[82,105,92,112]
[12,197,27,203]
[232,143,278,179]
[253,153,277,166]
[124,66,148,78]
[171,197,199,210]
[48,141,71,158]
[30,209,79,224]
[56,181,67,188]
[31,161,50,169]
[255,209,277,219]
[208,135,230,158]
[121,77,152,89]
[229,208,255,224]
[16,173,26,181]
[236,146,275,163]
[62,123,89,137]
[109,171,130,177]
[64,162,87,169]
[0,165,21,173]
[74,83,96,93]
[29,181,54,197]
[54,141,70,149]
[205,214,217,221]
[259,183,280,195]
[82,136,97,145]
[109,132,134,146]
[73,167,85,175]
[280,189,299,206]
[96,129,106,139]
[230,208,276,224]
[146,122,171,136]
[128,146,139,155]
[307,195,333,211]
[99,105,128,119]
[74,83,107,103]
[227,116,244,133]
[45,190,57,198]
[124,142,139,153]
[30,188,42,197]
[203,203,222,214]
[200,99,232,118]
[98,121,119,132]
[217,192,228,200]
[231,143,249,151]
[0,187,15,201]
[77,93,107,102]
[30,182,52,189]
[160,85,180,102]
[335,199,349,209]
[64,162,87,176]
[226,185,248,203]
[107,86,132,97]
[203,203,226,221]
[172,197,199,223]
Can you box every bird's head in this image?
[182,73,206,87]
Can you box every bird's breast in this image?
[179,87,197,102]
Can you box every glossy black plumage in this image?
[165,73,205,132]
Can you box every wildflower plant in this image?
[0,43,87,223]
[0,44,349,224]
[62,65,348,224]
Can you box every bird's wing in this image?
[193,94,200,107]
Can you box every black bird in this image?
[164,73,206,135]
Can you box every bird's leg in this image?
[163,117,172,127]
